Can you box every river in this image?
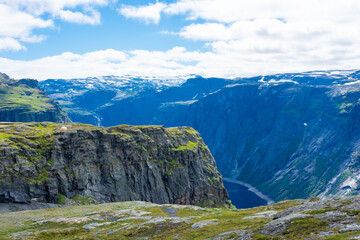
[223,178,275,209]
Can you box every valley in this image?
[40,70,360,205]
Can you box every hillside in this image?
[0,122,228,207]
[1,196,360,239]
[0,73,69,123]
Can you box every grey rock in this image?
[339,224,360,233]
[83,222,112,230]
[206,230,251,240]
[259,214,308,236]
[242,210,278,219]
[139,216,191,227]
[191,219,219,229]
[10,231,33,239]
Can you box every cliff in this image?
[0,122,228,207]
[0,73,69,123]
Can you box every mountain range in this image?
[40,70,360,204]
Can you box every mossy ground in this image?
[3,198,358,239]
[0,200,303,240]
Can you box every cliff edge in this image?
[0,122,229,208]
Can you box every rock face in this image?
[0,122,228,207]
[0,73,69,123]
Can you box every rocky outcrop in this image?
[0,122,229,207]
[0,73,69,123]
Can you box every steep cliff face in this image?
[0,122,228,207]
[0,73,69,123]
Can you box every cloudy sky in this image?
[0,0,360,80]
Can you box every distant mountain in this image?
[40,76,187,126]
[40,70,360,203]
[0,73,69,123]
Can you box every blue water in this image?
[224,181,267,209]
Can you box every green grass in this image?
[306,207,339,215]
[0,85,54,112]
[172,141,198,151]
[282,217,328,239]
[56,194,68,205]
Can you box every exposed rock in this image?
[191,219,219,229]
[339,224,360,233]
[242,210,278,219]
[83,222,112,230]
[259,214,308,236]
[0,122,229,208]
[206,230,253,240]
[139,216,192,227]
[10,231,33,239]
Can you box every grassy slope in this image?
[0,84,55,113]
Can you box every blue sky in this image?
[2,0,202,60]
[1,0,360,80]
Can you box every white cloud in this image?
[119,2,167,24]
[2,0,360,78]
[164,0,360,23]
[2,44,360,81]
[179,23,233,41]
[0,0,111,51]
[58,9,101,25]
[0,37,25,51]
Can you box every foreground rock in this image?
[2,196,360,239]
[0,122,228,208]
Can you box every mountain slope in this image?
[0,73,69,123]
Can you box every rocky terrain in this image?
[0,73,69,123]
[39,70,360,204]
[0,122,228,208]
[2,196,360,239]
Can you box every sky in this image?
[0,0,360,80]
